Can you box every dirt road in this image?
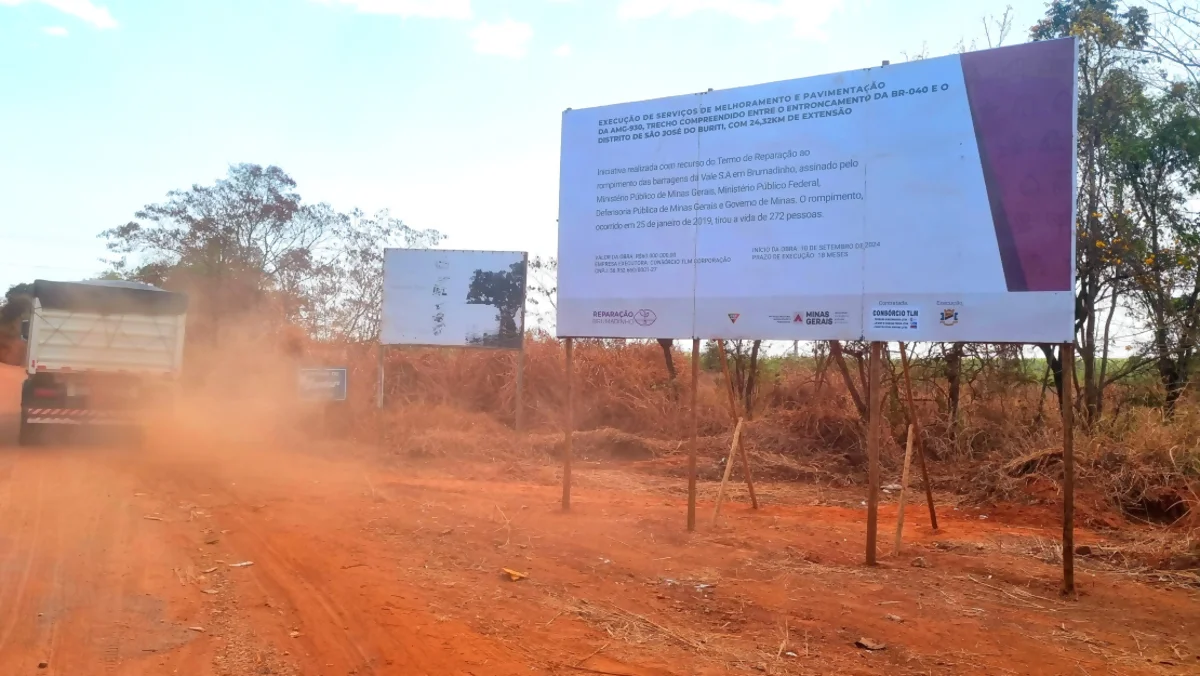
[1,364,1198,675]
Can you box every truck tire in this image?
[17,411,40,447]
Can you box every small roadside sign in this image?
[298,368,347,402]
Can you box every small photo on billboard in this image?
[382,249,528,349]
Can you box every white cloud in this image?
[470,19,533,58]
[616,0,842,38]
[42,24,68,36]
[554,43,572,57]
[313,0,472,20]
[0,0,118,29]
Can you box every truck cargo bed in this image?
[27,307,186,375]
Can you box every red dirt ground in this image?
[0,363,1197,675]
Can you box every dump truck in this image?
[19,279,188,445]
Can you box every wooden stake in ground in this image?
[687,338,699,532]
[893,424,915,555]
[898,343,938,531]
[712,417,745,526]
[866,341,882,566]
[562,338,574,512]
[1061,341,1076,595]
[715,341,759,509]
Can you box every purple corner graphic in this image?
[960,38,1076,292]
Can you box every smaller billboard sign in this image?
[381,249,528,348]
[298,368,348,402]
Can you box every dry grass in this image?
[298,337,1200,574]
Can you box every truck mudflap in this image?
[23,408,137,425]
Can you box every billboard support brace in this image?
[866,341,882,566]
[898,343,939,531]
[1062,341,1076,595]
[712,417,745,526]
[687,338,699,532]
[893,424,915,554]
[715,340,759,509]
[562,338,574,511]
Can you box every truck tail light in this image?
[32,387,59,398]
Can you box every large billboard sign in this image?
[556,39,1078,343]
[381,249,528,348]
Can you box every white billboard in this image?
[557,39,1078,343]
[381,249,528,348]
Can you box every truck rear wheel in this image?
[17,412,41,447]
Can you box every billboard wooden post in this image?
[515,343,526,432]
[376,343,386,450]
[376,343,385,410]
[866,341,882,566]
[898,343,939,531]
[1062,341,1076,595]
[687,338,699,532]
[562,338,574,512]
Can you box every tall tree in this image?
[306,208,443,342]
[1032,0,1151,422]
[525,255,558,331]
[103,163,442,343]
[0,283,33,364]
[1144,1,1200,111]
[1110,82,1200,414]
[103,164,319,341]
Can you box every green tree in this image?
[103,164,442,343]
[0,283,33,365]
[526,254,557,330]
[1032,0,1152,423]
[0,282,33,326]
[466,260,527,348]
[1110,83,1200,414]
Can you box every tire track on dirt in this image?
[31,450,95,675]
[219,509,379,674]
[31,485,68,675]
[96,471,133,674]
[134,445,534,675]
[118,447,382,674]
[0,472,44,655]
[0,449,138,675]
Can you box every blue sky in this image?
[0,0,1052,292]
